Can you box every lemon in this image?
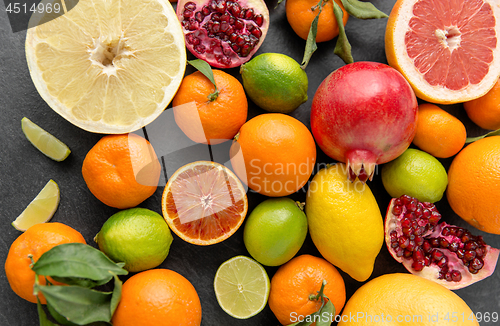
[12,179,60,231]
[382,148,448,203]
[339,273,479,326]
[214,255,270,319]
[240,53,308,113]
[95,208,173,272]
[243,198,308,266]
[305,163,384,282]
[21,117,71,161]
[25,0,186,133]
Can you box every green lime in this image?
[382,148,448,203]
[12,179,60,231]
[240,53,308,113]
[22,117,71,161]
[214,255,270,319]
[243,197,308,266]
[95,208,173,272]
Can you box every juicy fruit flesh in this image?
[21,117,71,162]
[178,0,268,67]
[26,0,185,132]
[386,195,499,289]
[163,162,247,244]
[405,0,496,91]
[214,256,270,319]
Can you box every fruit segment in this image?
[21,117,71,161]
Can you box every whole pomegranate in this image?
[177,0,269,68]
[385,195,499,290]
[311,61,418,182]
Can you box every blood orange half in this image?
[161,161,248,245]
[386,0,500,104]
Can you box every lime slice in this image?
[12,179,60,231]
[214,255,270,319]
[21,117,70,161]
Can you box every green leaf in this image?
[188,59,219,101]
[301,1,321,69]
[47,302,79,326]
[465,128,500,143]
[32,243,128,287]
[316,296,335,326]
[340,0,388,19]
[110,274,123,316]
[38,299,58,326]
[275,0,285,8]
[333,2,353,64]
[38,285,113,325]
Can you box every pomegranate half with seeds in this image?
[385,195,499,290]
[177,0,270,68]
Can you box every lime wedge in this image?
[12,180,60,231]
[22,117,70,161]
[214,255,270,319]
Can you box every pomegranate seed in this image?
[231,44,240,52]
[439,237,449,248]
[390,231,398,241]
[464,250,476,261]
[461,232,472,243]
[229,33,238,43]
[220,13,231,22]
[422,209,431,219]
[254,14,264,26]
[436,256,448,268]
[246,23,254,32]
[451,270,462,282]
[235,19,244,30]
[429,212,441,225]
[415,236,424,246]
[401,195,412,205]
[216,0,226,13]
[412,260,425,271]
[441,227,450,236]
[424,256,431,266]
[396,248,404,257]
[457,248,465,259]
[238,8,247,18]
[392,205,402,215]
[432,249,444,261]
[235,35,245,46]
[430,238,440,247]
[211,12,221,22]
[212,21,220,32]
[475,247,485,257]
[455,228,464,238]
[244,8,254,19]
[188,20,199,31]
[448,227,457,236]
[220,22,230,32]
[230,2,241,16]
[465,241,478,250]
[408,200,417,212]
[182,20,189,28]
[449,242,459,252]
[394,198,402,206]
[202,5,211,15]
[409,234,415,241]
[210,0,217,10]
[401,218,411,228]
[398,236,409,249]
[404,249,413,258]
[445,272,453,282]
[407,241,416,251]
[413,249,424,261]
[186,33,197,44]
[184,1,197,11]
[391,241,399,248]
[194,44,206,54]
[422,241,432,253]
[224,25,234,35]
[470,257,484,270]
[195,12,204,22]
[469,265,479,274]
[184,9,194,18]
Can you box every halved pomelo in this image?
[25,0,186,133]
[386,0,500,104]
[161,161,248,245]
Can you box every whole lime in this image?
[243,198,308,266]
[240,53,308,113]
[95,208,173,272]
[382,148,448,203]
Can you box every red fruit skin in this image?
[310,61,418,180]
[385,197,500,290]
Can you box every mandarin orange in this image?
[269,254,346,325]
[229,113,316,197]
[412,103,466,158]
[82,134,161,209]
[4,222,86,304]
[447,136,500,235]
[464,78,500,130]
[172,69,248,145]
[286,0,349,43]
[112,269,202,326]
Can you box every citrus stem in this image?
[208,89,219,102]
[309,279,328,301]
[295,201,305,211]
[311,0,328,11]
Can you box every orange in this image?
[385,0,500,104]
[172,70,248,145]
[161,161,248,245]
[269,254,346,325]
[412,103,466,158]
[464,77,500,130]
[286,0,349,43]
[82,133,161,209]
[338,273,479,326]
[112,269,202,326]
[4,222,86,304]
[447,136,500,235]
[230,113,316,197]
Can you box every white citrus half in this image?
[26,0,186,133]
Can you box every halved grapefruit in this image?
[386,0,500,104]
[161,161,248,245]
